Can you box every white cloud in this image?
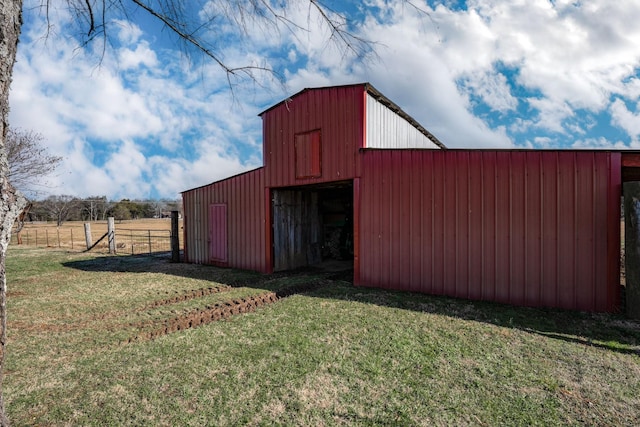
[526,97,574,133]
[118,42,158,70]
[148,139,262,198]
[461,70,518,113]
[114,20,144,45]
[468,0,640,129]
[621,77,640,100]
[610,98,640,138]
[572,136,638,150]
[533,136,553,148]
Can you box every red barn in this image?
[182,83,623,312]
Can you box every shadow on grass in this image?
[313,284,640,357]
[63,254,640,356]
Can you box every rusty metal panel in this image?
[262,85,365,188]
[181,168,267,272]
[358,150,621,312]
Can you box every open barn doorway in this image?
[272,180,354,273]
[622,158,640,319]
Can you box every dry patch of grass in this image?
[4,246,640,426]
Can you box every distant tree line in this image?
[23,196,182,226]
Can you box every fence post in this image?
[84,223,92,250]
[57,228,61,248]
[46,229,49,247]
[171,210,180,262]
[148,230,152,255]
[108,217,116,254]
[71,229,74,249]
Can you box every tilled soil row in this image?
[146,285,233,308]
[126,279,328,343]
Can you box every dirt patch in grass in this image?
[6,291,26,298]
[126,279,330,343]
[145,285,233,308]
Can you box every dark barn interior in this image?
[272,181,353,272]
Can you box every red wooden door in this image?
[209,203,227,262]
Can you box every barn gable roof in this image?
[259,82,446,149]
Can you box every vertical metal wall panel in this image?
[524,153,542,306]
[365,93,441,149]
[262,85,365,188]
[607,153,622,311]
[540,151,559,308]
[181,168,267,272]
[408,151,423,290]
[431,152,445,294]
[494,151,511,304]
[510,152,526,306]
[358,150,621,312]
[556,152,576,309]
[468,151,484,301]
[480,152,497,302]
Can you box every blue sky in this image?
[9,0,640,200]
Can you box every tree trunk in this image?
[0,1,27,425]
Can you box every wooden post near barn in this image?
[84,223,92,250]
[171,210,180,262]
[108,217,116,254]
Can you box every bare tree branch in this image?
[6,128,63,196]
[38,0,378,88]
[309,0,374,60]
[84,0,95,35]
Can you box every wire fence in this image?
[11,223,181,255]
[115,229,173,255]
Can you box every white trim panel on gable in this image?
[365,93,441,149]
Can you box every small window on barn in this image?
[295,129,322,179]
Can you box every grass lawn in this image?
[4,246,640,426]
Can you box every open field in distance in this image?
[13,218,183,253]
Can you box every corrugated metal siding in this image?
[365,93,441,149]
[262,85,364,187]
[358,150,621,312]
[182,168,267,272]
